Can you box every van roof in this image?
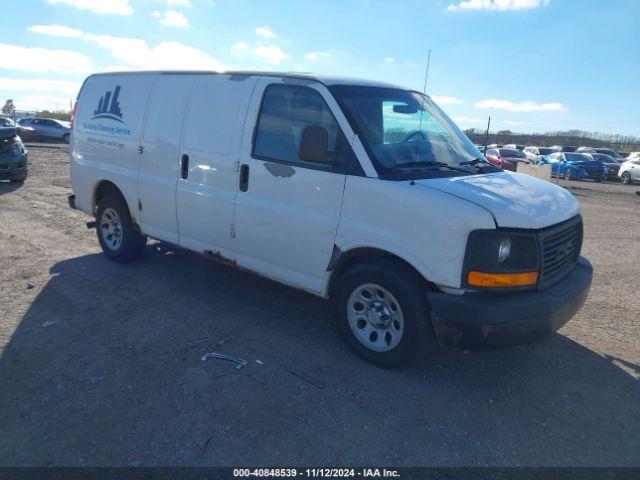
[85,70,407,90]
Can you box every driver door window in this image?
[253,84,344,171]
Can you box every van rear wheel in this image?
[334,258,435,367]
[96,194,146,263]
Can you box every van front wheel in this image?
[96,194,146,263]
[335,258,435,366]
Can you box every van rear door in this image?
[72,73,152,217]
[138,73,195,244]
[176,74,258,258]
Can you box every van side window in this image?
[253,84,347,171]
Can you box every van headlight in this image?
[463,230,539,289]
[11,136,24,155]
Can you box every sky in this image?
[1,0,638,136]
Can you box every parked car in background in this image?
[503,144,524,151]
[586,153,621,179]
[623,152,639,161]
[578,147,625,163]
[618,158,640,184]
[484,148,531,171]
[0,123,28,183]
[540,152,607,181]
[593,148,625,162]
[576,146,595,154]
[0,116,36,142]
[17,117,71,143]
[523,146,558,163]
[551,145,578,153]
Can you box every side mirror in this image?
[299,126,335,164]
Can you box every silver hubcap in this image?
[100,207,123,251]
[347,283,405,352]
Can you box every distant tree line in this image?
[463,128,640,153]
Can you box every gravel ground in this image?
[0,146,638,467]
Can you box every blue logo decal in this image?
[91,86,124,123]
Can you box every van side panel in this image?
[71,74,154,219]
[176,74,258,258]
[138,74,195,244]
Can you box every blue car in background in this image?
[539,152,607,182]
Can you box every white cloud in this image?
[28,25,83,38]
[29,24,225,71]
[232,41,290,65]
[474,98,567,112]
[45,0,133,15]
[152,10,189,27]
[232,41,251,53]
[165,0,192,6]
[431,95,463,105]
[0,77,81,95]
[447,0,549,11]
[305,51,332,61]
[255,26,277,38]
[253,45,290,65]
[384,57,396,63]
[0,43,91,74]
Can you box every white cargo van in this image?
[68,71,592,366]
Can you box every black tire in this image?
[563,169,572,180]
[10,176,26,183]
[334,257,436,367]
[63,133,70,144]
[96,194,146,263]
[620,171,632,185]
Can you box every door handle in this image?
[181,154,189,179]
[239,164,249,192]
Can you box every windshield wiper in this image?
[390,160,472,174]
[460,157,489,166]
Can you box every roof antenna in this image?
[417,49,431,133]
[412,49,431,175]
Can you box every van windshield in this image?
[329,85,488,178]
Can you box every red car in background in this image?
[0,116,35,142]
[485,147,532,172]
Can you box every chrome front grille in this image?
[538,216,583,289]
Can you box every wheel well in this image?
[327,247,436,298]
[93,180,124,211]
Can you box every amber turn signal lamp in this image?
[467,271,538,288]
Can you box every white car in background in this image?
[523,146,558,164]
[618,158,640,184]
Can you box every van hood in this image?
[414,171,579,229]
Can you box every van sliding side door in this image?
[176,74,259,258]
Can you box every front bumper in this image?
[0,152,28,180]
[427,257,592,350]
